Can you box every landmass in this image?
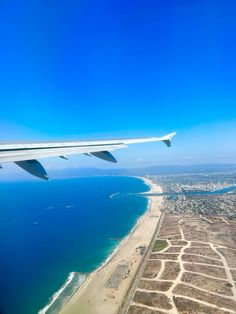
[60,172,236,314]
[121,174,236,314]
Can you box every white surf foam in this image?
[38,272,76,314]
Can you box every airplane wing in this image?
[0,132,176,180]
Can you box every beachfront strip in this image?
[60,178,163,314]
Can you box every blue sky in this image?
[0,0,236,171]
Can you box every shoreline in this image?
[59,176,163,314]
[38,176,152,314]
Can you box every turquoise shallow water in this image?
[0,176,149,314]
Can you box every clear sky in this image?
[0,0,236,171]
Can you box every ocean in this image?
[0,176,149,314]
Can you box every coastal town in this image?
[162,194,236,218]
[148,173,236,218]
[148,172,236,194]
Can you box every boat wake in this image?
[109,192,120,199]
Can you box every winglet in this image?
[160,132,177,147]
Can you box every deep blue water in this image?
[0,176,149,314]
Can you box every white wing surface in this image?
[0,132,176,179]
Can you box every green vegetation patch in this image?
[153,240,168,252]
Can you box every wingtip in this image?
[161,132,177,147]
[167,132,177,139]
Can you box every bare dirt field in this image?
[231,269,236,281]
[170,240,188,246]
[184,247,220,259]
[149,253,178,260]
[164,246,182,253]
[217,248,236,268]
[133,291,172,310]
[138,280,173,292]
[181,272,233,296]
[183,262,227,279]
[173,283,236,310]
[190,242,211,247]
[183,247,221,259]
[159,261,180,280]
[128,305,166,314]
[125,213,236,314]
[181,254,223,266]
[142,260,162,279]
[173,296,232,314]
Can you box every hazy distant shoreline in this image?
[2,163,236,182]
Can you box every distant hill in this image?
[49,163,236,178]
[2,163,236,181]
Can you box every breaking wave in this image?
[38,272,86,314]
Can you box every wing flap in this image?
[15,160,49,180]
[91,151,117,163]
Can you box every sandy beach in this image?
[60,177,163,314]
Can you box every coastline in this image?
[59,176,163,314]
[39,273,87,314]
